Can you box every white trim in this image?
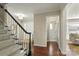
[34,43,47,47]
[47,40,57,42]
[59,48,66,55]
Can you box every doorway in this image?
[46,16,59,43]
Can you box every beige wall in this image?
[34,11,59,47]
[60,10,66,54]
[34,14,47,47]
[59,4,70,54]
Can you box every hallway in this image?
[1,3,79,56]
[0,3,67,56]
[32,42,65,56]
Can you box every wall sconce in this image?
[50,23,53,30]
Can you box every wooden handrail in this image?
[0,4,30,34]
[0,4,32,56]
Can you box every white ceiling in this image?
[6,3,66,21]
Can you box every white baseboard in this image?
[34,43,47,47]
[59,48,66,55]
[47,40,57,42]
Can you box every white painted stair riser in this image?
[0,39,15,49]
[0,44,20,56]
[0,36,10,41]
[10,49,26,56]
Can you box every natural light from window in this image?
[50,23,53,30]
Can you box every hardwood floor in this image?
[32,42,65,56]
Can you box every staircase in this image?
[0,4,32,56]
[0,25,26,56]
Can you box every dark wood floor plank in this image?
[32,42,65,56]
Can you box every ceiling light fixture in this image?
[15,13,27,19]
